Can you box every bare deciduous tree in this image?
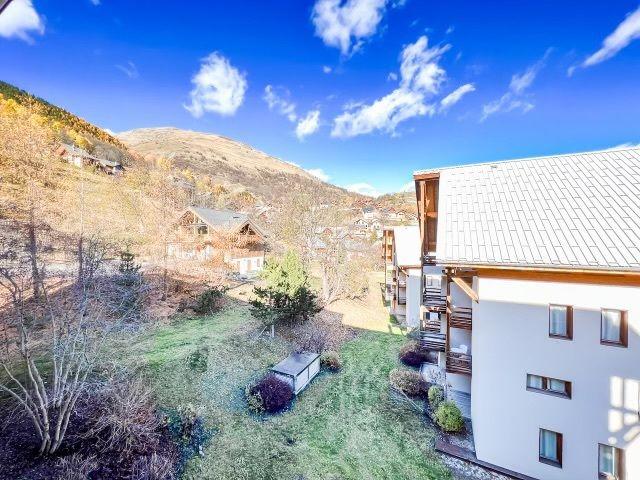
[0,231,127,456]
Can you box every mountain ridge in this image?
[118,126,360,206]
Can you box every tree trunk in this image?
[77,234,84,288]
[27,220,40,299]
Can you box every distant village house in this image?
[56,143,124,175]
[168,207,266,275]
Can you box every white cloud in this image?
[331,35,449,138]
[400,181,414,192]
[311,0,388,56]
[295,110,321,140]
[345,182,382,197]
[306,168,330,181]
[263,86,321,140]
[440,83,475,111]
[0,0,44,43]
[90,0,101,5]
[184,52,247,117]
[607,142,640,150]
[387,72,398,81]
[573,6,640,74]
[323,65,332,74]
[263,85,297,122]
[333,89,432,138]
[116,61,139,79]
[481,49,550,121]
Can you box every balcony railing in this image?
[449,306,472,330]
[421,315,441,332]
[398,296,406,305]
[446,351,472,375]
[420,331,446,352]
[423,287,447,312]
[423,254,437,265]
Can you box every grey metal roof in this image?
[271,352,320,376]
[189,207,248,229]
[423,147,640,272]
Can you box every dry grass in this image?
[110,301,450,480]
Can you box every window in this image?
[599,444,623,479]
[539,429,562,467]
[196,225,208,235]
[549,305,572,339]
[527,374,571,398]
[601,309,628,347]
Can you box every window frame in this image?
[539,428,563,468]
[600,309,628,348]
[527,374,572,399]
[598,443,624,480]
[548,304,573,340]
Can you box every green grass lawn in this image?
[118,304,451,480]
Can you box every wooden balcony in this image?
[423,287,447,313]
[420,332,446,352]
[421,315,441,332]
[423,254,437,265]
[449,306,472,330]
[446,352,472,375]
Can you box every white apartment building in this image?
[382,225,422,328]
[413,147,640,479]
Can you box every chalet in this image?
[354,218,369,228]
[56,143,124,175]
[410,147,640,479]
[362,206,378,220]
[168,207,266,275]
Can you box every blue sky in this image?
[1,0,640,195]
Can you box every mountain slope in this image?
[118,127,357,206]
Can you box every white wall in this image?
[472,276,640,480]
[405,268,422,328]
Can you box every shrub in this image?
[320,351,341,371]
[166,404,211,475]
[399,341,430,368]
[130,453,176,480]
[389,369,429,398]
[187,346,209,373]
[246,387,265,414]
[428,385,445,409]
[434,401,464,433]
[194,286,227,314]
[56,453,98,480]
[247,374,294,414]
[84,376,162,458]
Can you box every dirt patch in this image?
[0,385,178,480]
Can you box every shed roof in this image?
[271,352,320,376]
[393,225,421,267]
[417,147,640,272]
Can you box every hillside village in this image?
[1,2,639,479]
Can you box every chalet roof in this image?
[393,225,421,267]
[186,207,266,237]
[417,147,640,272]
[59,143,123,168]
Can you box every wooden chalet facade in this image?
[169,207,266,275]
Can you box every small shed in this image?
[271,352,321,395]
